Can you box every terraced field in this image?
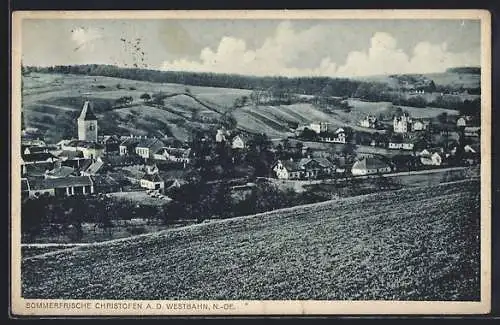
[22,180,480,301]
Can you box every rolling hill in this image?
[21,72,465,144]
[22,180,480,300]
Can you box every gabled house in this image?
[359,115,378,128]
[119,137,142,156]
[26,176,95,198]
[418,150,443,166]
[140,173,165,193]
[272,158,335,180]
[81,157,105,176]
[153,147,191,164]
[99,135,121,153]
[135,138,165,159]
[351,157,391,176]
[45,166,76,179]
[412,120,428,131]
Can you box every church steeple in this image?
[77,101,98,142]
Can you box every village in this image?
[20,97,481,242]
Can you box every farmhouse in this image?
[26,176,95,198]
[351,157,391,176]
[272,158,335,180]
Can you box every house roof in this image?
[165,179,181,188]
[90,175,120,187]
[46,166,75,178]
[24,163,53,177]
[28,176,93,190]
[84,159,104,174]
[25,146,58,153]
[66,140,104,150]
[156,147,191,158]
[21,152,58,163]
[141,173,164,183]
[276,158,333,172]
[56,150,84,159]
[78,101,97,121]
[136,138,164,149]
[120,137,142,147]
[352,157,389,171]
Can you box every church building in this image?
[78,101,98,142]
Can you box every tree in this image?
[437,112,448,125]
[220,113,237,130]
[140,93,151,102]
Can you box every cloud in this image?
[71,27,103,52]
[160,22,479,77]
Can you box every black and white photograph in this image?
[11,10,491,316]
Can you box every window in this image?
[89,124,95,131]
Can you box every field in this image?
[22,180,480,300]
[22,73,462,143]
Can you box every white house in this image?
[412,120,427,131]
[272,158,334,180]
[215,129,229,143]
[153,147,191,164]
[231,135,246,149]
[26,176,95,198]
[420,152,443,166]
[359,115,377,128]
[140,173,165,192]
[135,138,165,159]
[351,157,391,176]
[393,113,412,133]
[457,117,467,128]
[309,122,329,134]
[388,142,414,150]
[319,128,346,144]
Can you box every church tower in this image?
[77,101,98,142]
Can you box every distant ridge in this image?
[446,67,481,74]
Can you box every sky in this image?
[21,19,481,77]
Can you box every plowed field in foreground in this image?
[22,180,480,300]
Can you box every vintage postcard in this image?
[10,10,491,316]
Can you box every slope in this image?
[22,180,480,301]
